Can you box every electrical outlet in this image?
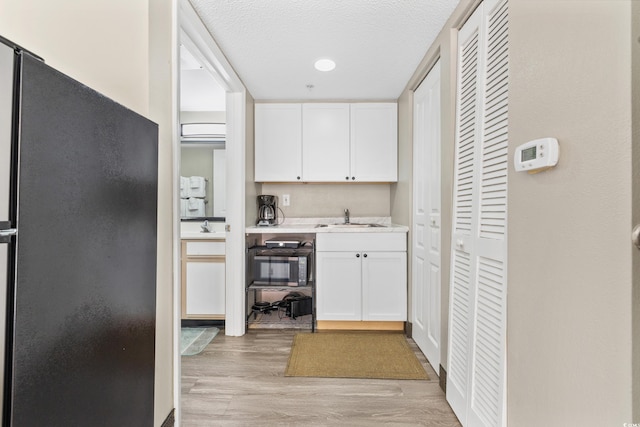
[282,194,290,206]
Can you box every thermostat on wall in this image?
[514,137,559,174]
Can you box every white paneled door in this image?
[412,59,442,373]
[447,0,509,426]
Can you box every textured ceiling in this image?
[188,0,460,101]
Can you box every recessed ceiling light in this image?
[314,58,336,72]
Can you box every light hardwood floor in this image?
[181,329,462,426]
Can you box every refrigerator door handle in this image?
[0,220,16,242]
[0,228,16,237]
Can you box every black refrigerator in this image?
[0,36,158,426]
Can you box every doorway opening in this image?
[174,0,249,424]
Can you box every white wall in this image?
[508,1,633,424]
[245,93,259,225]
[149,0,176,425]
[633,1,640,418]
[180,110,226,123]
[0,0,150,116]
[0,1,176,426]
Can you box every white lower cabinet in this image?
[361,251,407,320]
[316,233,407,321]
[316,252,362,320]
[182,240,225,319]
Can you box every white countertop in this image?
[245,217,408,234]
[181,221,226,240]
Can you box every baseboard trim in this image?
[404,321,412,336]
[439,365,447,393]
[316,321,405,331]
[161,408,175,427]
[181,319,225,328]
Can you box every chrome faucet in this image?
[344,209,350,224]
[201,220,211,233]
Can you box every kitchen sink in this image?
[315,223,386,228]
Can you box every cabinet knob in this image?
[363,253,367,258]
[356,253,360,258]
[345,176,349,181]
[351,176,356,180]
[297,176,301,180]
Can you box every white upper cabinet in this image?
[254,102,397,182]
[254,103,303,182]
[350,103,398,182]
[302,104,350,181]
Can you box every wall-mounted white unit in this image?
[513,137,559,173]
[181,122,226,144]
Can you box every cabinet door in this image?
[184,259,225,318]
[350,103,398,182]
[316,251,362,320]
[302,103,350,182]
[255,103,303,182]
[362,251,407,321]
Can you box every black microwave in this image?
[249,247,313,286]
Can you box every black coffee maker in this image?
[257,195,277,226]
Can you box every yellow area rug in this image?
[284,332,429,380]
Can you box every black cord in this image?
[277,206,286,225]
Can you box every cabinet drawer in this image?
[316,232,406,252]
[185,240,226,256]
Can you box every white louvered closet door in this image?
[447,0,508,426]
[447,4,482,422]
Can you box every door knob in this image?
[632,224,640,250]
